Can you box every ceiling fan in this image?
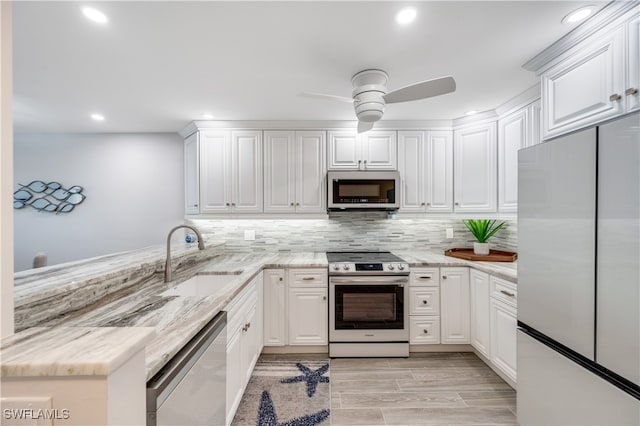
[299,69,456,133]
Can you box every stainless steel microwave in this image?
[327,171,400,210]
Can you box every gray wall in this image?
[189,213,517,253]
[14,133,184,271]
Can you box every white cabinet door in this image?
[425,131,453,212]
[490,298,517,383]
[470,269,491,358]
[328,130,397,170]
[231,130,262,212]
[184,132,200,215]
[263,131,295,213]
[440,267,470,344]
[295,131,326,213]
[361,131,397,170]
[398,131,425,212]
[327,130,360,170]
[627,16,640,113]
[542,27,625,139]
[263,269,286,346]
[527,99,542,147]
[288,287,328,345]
[241,304,259,383]
[200,130,232,213]
[454,122,497,213]
[225,329,242,424]
[498,109,527,213]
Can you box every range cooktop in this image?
[325,251,405,263]
[326,251,409,275]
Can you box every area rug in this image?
[231,357,331,426]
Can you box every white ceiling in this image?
[13,1,606,134]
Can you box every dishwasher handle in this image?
[147,311,227,419]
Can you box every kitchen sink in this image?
[161,272,242,297]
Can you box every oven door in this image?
[329,275,409,342]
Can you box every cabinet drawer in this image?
[490,276,517,307]
[409,287,440,316]
[410,317,441,344]
[288,268,328,287]
[410,268,440,286]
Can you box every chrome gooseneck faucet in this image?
[165,225,205,282]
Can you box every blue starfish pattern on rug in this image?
[257,390,330,426]
[280,363,330,397]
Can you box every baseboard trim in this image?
[409,344,474,352]
[262,345,328,354]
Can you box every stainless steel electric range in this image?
[327,251,410,357]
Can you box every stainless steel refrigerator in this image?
[517,112,640,425]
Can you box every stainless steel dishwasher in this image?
[147,311,226,426]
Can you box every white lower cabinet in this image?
[288,269,328,346]
[225,275,262,425]
[409,268,441,345]
[490,298,517,383]
[470,269,491,358]
[440,267,470,344]
[263,269,286,346]
[262,268,328,347]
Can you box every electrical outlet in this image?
[244,230,255,241]
[446,228,454,239]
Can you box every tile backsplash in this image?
[188,212,517,254]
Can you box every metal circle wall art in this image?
[14,181,86,214]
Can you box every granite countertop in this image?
[3,248,514,381]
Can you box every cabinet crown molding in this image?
[522,1,639,74]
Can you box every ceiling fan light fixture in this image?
[561,6,594,24]
[90,113,105,121]
[396,7,417,25]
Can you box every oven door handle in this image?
[330,277,409,285]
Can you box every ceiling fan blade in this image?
[383,76,456,104]
[298,92,354,103]
[357,121,375,133]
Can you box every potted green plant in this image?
[463,219,506,255]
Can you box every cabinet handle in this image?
[290,202,295,206]
[358,160,362,169]
[419,276,431,279]
[247,322,251,329]
[296,202,300,206]
[454,202,459,206]
[232,202,236,206]
[242,325,247,332]
[422,300,428,305]
[625,88,638,96]
[226,203,230,206]
[426,202,431,206]
[323,296,327,300]
[421,202,426,206]
[442,275,448,279]
[302,277,315,281]
[423,329,429,334]
[279,277,283,282]
[500,290,515,297]
[193,204,198,207]
[610,93,622,102]
[363,160,368,168]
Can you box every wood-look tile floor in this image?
[329,352,518,426]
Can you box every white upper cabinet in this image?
[627,15,640,113]
[498,108,527,213]
[199,130,262,214]
[453,122,497,213]
[264,131,326,213]
[398,131,453,213]
[328,130,397,170]
[184,132,200,215]
[200,130,232,213]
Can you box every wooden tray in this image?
[444,248,517,262]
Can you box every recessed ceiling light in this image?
[90,113,105,121]
[202,113,214,120]
[82,7,108,24]
[465,110,478,116]
[396,7,417,25]
[562,6,594,24]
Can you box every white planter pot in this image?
[473,242,490,255]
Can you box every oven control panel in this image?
[329,262,409,275]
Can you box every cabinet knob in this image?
[323,296,327,300]
[609,93,622,102]
[443,275,448,279]
[426,202,431,206]
[421,202,426,206]
[296,202,300,206]
[363,160,367,168]
[423,329,429,334]
[290,202,295,206]
[193,204,198,207]
[231,203,236,206]
[226,203,230,207]
[422,300,428,305]
[454,202,459,206]
[358,160,362,169]
[279,277,283,281]
[625,88,638,96]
